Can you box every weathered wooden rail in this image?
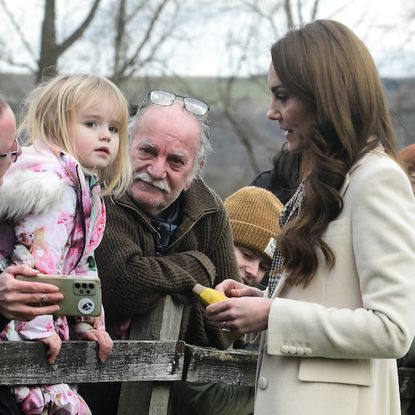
[0,296,413,414]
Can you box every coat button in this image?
[281,345,289,354]
[288,346,297,354]
[258,376,268,390]
[304,347,312,356]
[296,347,305,355]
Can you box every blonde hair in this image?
[19,74,132,197]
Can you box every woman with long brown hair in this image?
[207,20,415,415]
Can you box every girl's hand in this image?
[39,332,62,365]
[80,329,113,363]
[215,279,264,298]
[206,296,273,334]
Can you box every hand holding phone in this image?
[16,274,102,317]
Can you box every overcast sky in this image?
[185,0,415,78]
[1,0,414,78]
[323,0,414,77]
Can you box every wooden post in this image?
[117,295,184,415]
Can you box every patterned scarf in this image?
[268,179,305,298]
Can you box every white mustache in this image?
[134,171,171,193]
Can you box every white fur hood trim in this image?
[0,169,65,222]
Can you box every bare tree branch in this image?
[3,55,35,73]
[113,0,127,78]
[0,0,37,61]
[111,0,175,84]
[125,0,147,24]
[311,0,320,20]
[285,0,294,28]
[214,10,265,173]
[123,0,170,67]
[56,0,101,56]
[297,0,303,24]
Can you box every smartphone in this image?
[16,274,102,317]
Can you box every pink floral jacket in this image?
[0,142,106,341]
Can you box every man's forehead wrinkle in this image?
[138,136,188,159]
[170,149,186,158]
[138,137,155,147]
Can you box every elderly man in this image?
[0,97,63,413]
[96,90,239,346]
[81,90,240,413]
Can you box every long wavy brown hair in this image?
[272,19,398,286]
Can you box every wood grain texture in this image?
[184,344,257,386]
[0,340,184,385]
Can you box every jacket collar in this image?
[340,144,386,197]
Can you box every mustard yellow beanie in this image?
[224,186,284,262]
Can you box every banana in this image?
[192,283,228,305]
[193,283,242,343]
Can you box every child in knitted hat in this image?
[224,186,283,288]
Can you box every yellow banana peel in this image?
[192,283,228,306]
[193,283,242,344]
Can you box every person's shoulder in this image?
[104,193,141,216]
[250,169,273,190]
[346,150,410,199]
[13,143,59,168]
[0,168,66,222]
[185,177,224,213]
[353,151,405,180]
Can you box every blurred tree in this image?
[214,0,323,174]
[1,0,409,194]
[37,0,100,82]
[111,0,177,85]
[0,0,101,83]
[0,0,190,88]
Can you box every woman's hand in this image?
[0,265,63,321]
[206,296,272,334]
[39,332,62,365]
[215,278,264,298]
[80,329,113,363]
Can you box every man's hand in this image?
[39,331,62,365]
[0,264,63,321]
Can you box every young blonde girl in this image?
[0,74,132,414]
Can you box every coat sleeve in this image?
[13,184,77,275]
[5,184,77,340]
[267,158,415,359]
[95,198,240,320]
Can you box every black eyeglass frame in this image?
[0,138,19,163]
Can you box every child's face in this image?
[234,246,269,287]
[72,99,120,172]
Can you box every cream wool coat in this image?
[255,149,415,415]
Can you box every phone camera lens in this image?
[82,283,87,289]
[75,283,81,288]
[86,290,91,294]
[88,283,94,289]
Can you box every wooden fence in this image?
[0,296,413,414]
